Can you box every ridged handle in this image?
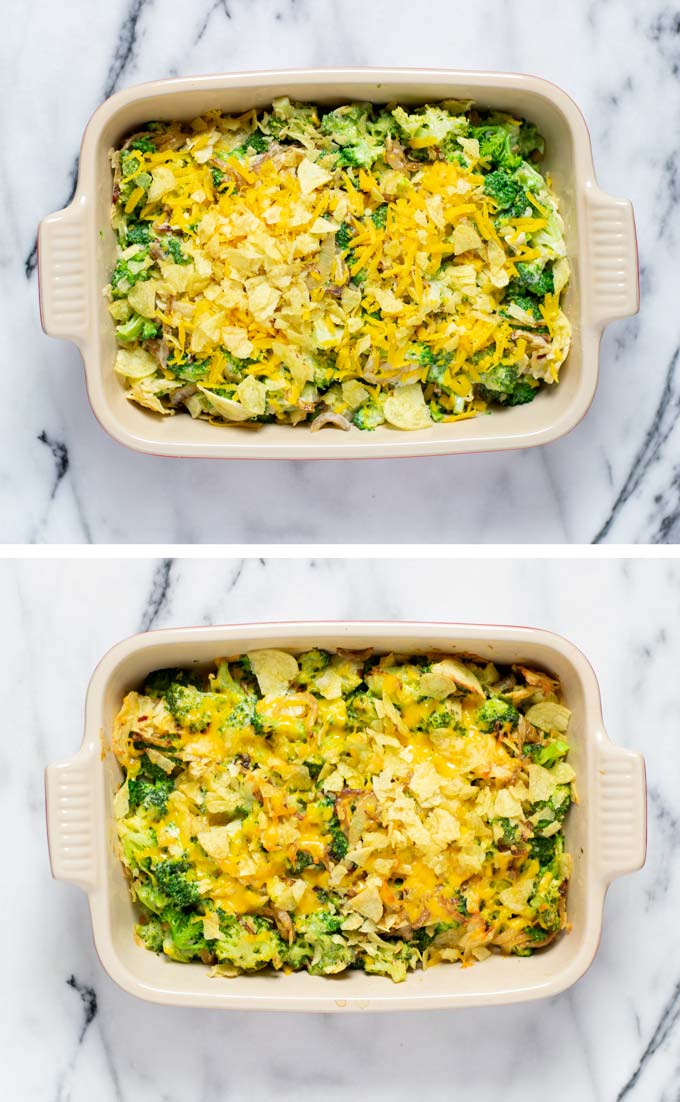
[596,743,647,882]
[585,186,640,328]
[38,196,90,345]
[45,744,98,892]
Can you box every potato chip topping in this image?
[107,99,571,430]
[113,649,574,982]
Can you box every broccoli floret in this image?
[336,141,380,169]
[128,136,156,154]
[361,942,419,983]
[134,878,171,916]
[244,130,268,154]
[162,908,208,962]
[471,124,521,169]
[477,363,538,407]
[164,237,190,265]
[476,696,519,731]
[346,689,378,725]
[297,648,331,685]
[115,313,161,343]
[214,913,285,972]
[144,667,202,696]
[135,918,164,952]
[289,850,316,875]
[371,203,388,229]
[163,681,210,731]
[152,859,200,909]
[517,122,544,159]
[320,797,349,862]
[514,261,555,297]
[224,697,259,731]
[391,105,467,146]
[335,222,353,252]
[530,834,558,868]
[532,785,572,826]
[167,357,210,383]
[352,400,385,431]
[294,911,354,975]
[503,284,543,321]
[526,739,570,767]
[211,166,226,189]
[109,256,151,299]
[529,878,564,934]
[483,170,529,217]
[117,816,158,870]
[321,105,369,144]
[304,760,323,782]
[328,818,349,862]
[125,222,152,247]
[496,817,520,846]
[425,704,457,731]
[127,757,174,817]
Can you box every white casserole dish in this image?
[45,621,646,1011]
[38,68,639,459]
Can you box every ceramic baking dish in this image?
[38,68,639,459]
[45,621,646,1011]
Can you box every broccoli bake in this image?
[107,100,571,431]
[112,648,574,982]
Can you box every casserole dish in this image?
[38,68,639,460]
[45,621,646,1011]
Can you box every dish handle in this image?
[38,196,90,346]
[584,185,640,329]
[595,740,647,883]
[45,742,99,892]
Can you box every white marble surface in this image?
[2,0,679,543]
[2,555,676,1100]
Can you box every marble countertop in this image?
[3,555,676,1099]
[1,0,678,544]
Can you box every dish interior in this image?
[93,630,597,1004]
[86,76,586,455]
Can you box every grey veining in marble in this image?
[2,556,677,1099]
[3,0,680,543]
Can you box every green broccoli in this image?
[234,130,269,157]
[514,261,555,297]
[371,203,389,229]
[503,283,543,320]
[135,918,164,952]
[163,681,210,730]
[166,357,210,383]
[483,170,529,217]
[211,166,226,189]
[526,739,570,767]
[152,859,200,909]
[162,908,208,962]
[337,140,381,169]
[164,237,190,265]
[321,105,369,145]
[127,756,174,816]
[476,696,519,731]
[529,834,558,868]
[297,648,331,685]
[517,121,544,159]
[214,913,285,972]
[109,256,151,299]
[320,797,349,862]
[125,222,152,247]
[335,223,353,253]
[477,363,538,407]
[471,124,521,169]
[115,313,161,343]
[496,817,520,846]
[289,850,316,875]
[128,136,157,154]
[352,400,385,431]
